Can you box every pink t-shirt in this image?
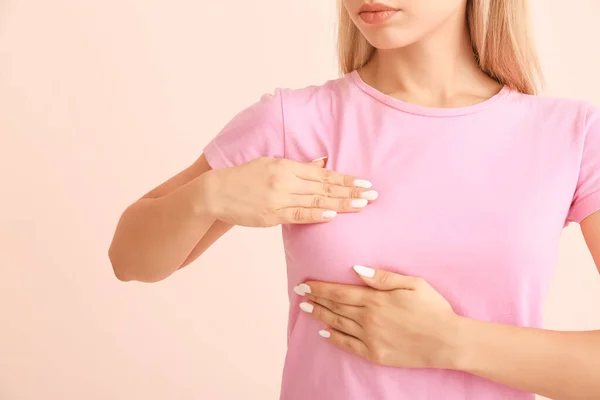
[203,71,600,400]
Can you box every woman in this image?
[108,0,600,399]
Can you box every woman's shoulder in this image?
[270,74,355,131]
[504,89,600,146]
[508,89,598,121]
[278,73,353,105]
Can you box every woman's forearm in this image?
[108,173,216,283]
[451,317,600,399]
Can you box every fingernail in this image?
[360,190,379,201]
[299,302,314,313]
[353,265,375,278]
[322,210,337,219]
[312,156,328,162]
[294,283,311,296]
[350,199,369,208]
[353,179,372,189]
[319,330,331,338]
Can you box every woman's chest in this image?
[282,130,574,295]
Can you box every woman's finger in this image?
[274,207,338,224]
[318,327,369,359]
[301,281,369,306]
[293,163,372,189]
[293,163,370,188]
[306,294,363,322]
[300,301,363,339]
[293,180,379,201]
[287,195,369,213]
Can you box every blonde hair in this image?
[337,0,543,95]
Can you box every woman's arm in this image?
[108,154,375,283]
[453,211,600,399]
[108,154,228,283]
[455,320,600,399]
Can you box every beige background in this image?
[0,1,599,399]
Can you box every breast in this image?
[282,155,563,325]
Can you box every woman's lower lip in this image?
[359,10,398,24]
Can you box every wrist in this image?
[191,169,222,218]
[438,315,474,371]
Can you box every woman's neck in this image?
[358,13,502,108]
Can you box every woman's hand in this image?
[203,157,378,227]
[294,266,462,369]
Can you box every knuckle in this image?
[272,158,287,168]
[320,170,333,184]
[333,315,345,330]
[368,292,385,307]
[266,161,288,188]
[346,339,361,354]
[378,272,392,286]
[266,159,281,173]
[350,188,362,198]
[311,196,324,208]
[329,301,341,313]
[370,348,387,364]
[363,309,378,326]
[322,183,334,196]
[311,307,323,319]
[413,277,426,289]
[292,208,305,222]
[367,291,380,305]
[267,173,283,190]
[329,288,343,303]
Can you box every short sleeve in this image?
[566,104,600,224]
[203,89,285,169]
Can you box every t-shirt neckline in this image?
[348,69,512,117]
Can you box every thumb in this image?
[310,156,328,168]
[353,265,416,290]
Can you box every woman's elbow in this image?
[108,246,135,282]
[108,247,173,283]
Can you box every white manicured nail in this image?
[353,179,372,189]
[353,265,375,278]
[322,210,337,219]
[312,156,328,162]
[319,330,331,338]
[360,190,379,201]
[351,199,368,208]
[294,284,311,296]
[299,302,314,313]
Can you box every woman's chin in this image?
[364,35,418,51]
[360,26,422,51]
